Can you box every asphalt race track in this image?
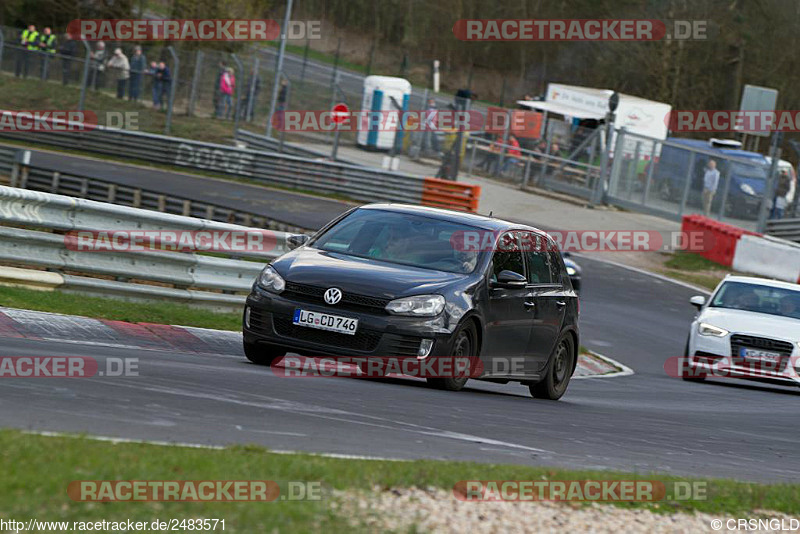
[25,148,354,230]
[2,256,798,483]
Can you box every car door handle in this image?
[556,301,566,309]
[524,301,536,309]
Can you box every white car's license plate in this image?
[293,309,358,335]
[739,347,782,362]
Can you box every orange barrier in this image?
[421,177,481,212]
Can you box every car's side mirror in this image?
[492,270,527,288]
[286,234,310,250]
[690,295,706,310]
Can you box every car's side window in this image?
[524,235,552,284]
[491,232,524,281]
[548,250,565,286]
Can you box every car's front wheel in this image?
[681,337,706,382]
[243,341,285,366]
[427,321,477,392]
[530,333,574,400]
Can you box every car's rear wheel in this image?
[681,337,706,381]
[244,341,285,366]
[427,321,477,392]
[530,334,574,400]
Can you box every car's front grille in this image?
[272,315,382,352]
[282,282,391,312]
[730,334,794,372]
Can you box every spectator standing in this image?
[38,27,57,80]
[149,61,161,108]
[770,169,792,220]
[16,25,38,78]
[59,33,77,85]
[128,46,146,102]
[218,67,235,119]
[106,48,130,99]
[90,42,106,90]
[157,61,172,111]
[501,135,522,173]
[213,61,227,118]
[702,159,720,217]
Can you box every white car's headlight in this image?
[257,265,285,293]
[385,295,445,317]
[698,322,729,337]
[739,183,756,196]
[566,266,577,276]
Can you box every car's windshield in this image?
[709,281,800,319]
[311,209,483,274]
[730,162,768,180]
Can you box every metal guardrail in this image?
[766,218,800,243]
[0,112,428,205]
[0,186,292,308]
[236,129,356,163]
[0,147,309,233]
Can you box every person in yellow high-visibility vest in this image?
[15,25,38,78]
[38,27,57,79]
[38,28,56,80]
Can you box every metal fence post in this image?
[278,74,291,152]
[605,128,627,200]
[678,152,697,218]
[78,40,91,111]
[165,46,179,135]
[246,56,260,123]
[300,38,309,82]
[330,38,341,87]
[187,50,203,117]
[230,53,243,140]
[716,168,733,221]
[591,113,616,204]
[495,109,511,177]
[757,144,782,233]
[266,0,294,138]
[642,143,658,206]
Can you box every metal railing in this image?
[0,186,293,308]
[0,146,308,233]
[766,218,800,243]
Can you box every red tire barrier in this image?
[422,178,481,212]
[681,215,760,267]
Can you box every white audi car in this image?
[683,276,800,385]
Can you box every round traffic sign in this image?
[332,103,349,124]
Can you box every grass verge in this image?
[3,429,799,534]
[658,251,733,291]
[0,285,240,330]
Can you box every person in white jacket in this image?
[106,48,130,99]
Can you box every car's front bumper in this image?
[243,286,457,359]
[689,328,800,385]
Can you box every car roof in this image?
[666,138,768,161]
[720,275,800,292]
[358,203,547,234]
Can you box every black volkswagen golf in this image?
[243,204,580,400]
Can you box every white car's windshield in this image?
[710,281,800,320]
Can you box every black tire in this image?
[427,321,477,392]
[530,333,575,400]
[681,337,705,382]
[243,341,285,366]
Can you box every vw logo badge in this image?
[324,287,343,305]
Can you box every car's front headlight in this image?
[257,265,285,293]
[385,294,445,317]
[698,322,729,337]
[739,183,756,196]
[566,266,577,276]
